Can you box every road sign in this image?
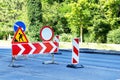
[12,27,28,43]
[14,21,26,32]
[40,26,54,41]
[12,42,58,56]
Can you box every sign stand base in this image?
[66,64,84,68]
[8,57,23,68]
[42,53,58,64]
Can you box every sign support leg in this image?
[8,56,16,67]
[42,53,58,64]
[8,56,23,68]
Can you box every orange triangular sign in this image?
[12,27,29,43]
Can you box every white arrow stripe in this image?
[72,39,79,50]
[17,44,25,56]
[50,42,57,53]
[53,37,59,42]
[39,42,46,54]
[15,24,24,31]
[28,43,36,55]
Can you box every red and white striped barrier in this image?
[67,38,83,68]
[53,35,59,44]
[12,41,58,57]
[53,35,59,52]
[72,38,79,64]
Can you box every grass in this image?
[60,42,120,51]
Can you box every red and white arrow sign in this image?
[12,41,58,57]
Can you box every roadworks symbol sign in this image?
[12,27,28,43]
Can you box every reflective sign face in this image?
[12,27,28,43]
[40,26,54,41]
[14,21,26,32]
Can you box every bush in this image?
[28,23,43,42]
[60,33,73,42]
[107,28,120,44]
[93,20,110,43]
[0,31,14,40]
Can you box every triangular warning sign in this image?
[12,27,29,43]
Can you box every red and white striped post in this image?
[53,35,59,45]
[67,38,84,68]
[72,38,79,64]
[53,35,62,54]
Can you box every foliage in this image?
[0,0,28,39]
[90,20,111,43]
[27,0,42,25]
[60,33,72,42]
[27,0,43,41]
[42,1,70,35]
[107,28,120,44]
[65,0,92,43]
[0,0,23,29]
[1,0,120,44]
[85,0,120,43]
[0,31,14,40]
[27,22,43,42]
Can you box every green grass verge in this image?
[0,40,120,51]
[60,42,120,51]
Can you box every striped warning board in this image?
[12,41,58,57]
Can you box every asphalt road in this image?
[0,49,120,80]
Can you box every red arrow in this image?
[43,41,53,53]
[12,44,21,56]
[33,43,43,54]
[22,44,32,55]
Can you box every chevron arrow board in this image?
[12,41,58,57]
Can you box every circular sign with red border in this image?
[40,26,54,41]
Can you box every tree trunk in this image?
[80,25,83,43]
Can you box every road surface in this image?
[0,49,120,80]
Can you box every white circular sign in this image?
[40,26,54,41]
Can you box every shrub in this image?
[0,31,14,40]
[28,23,43,42]
[60,33,73,42]
[107,28,120,44]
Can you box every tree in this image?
[88,0,120,43]
[65,0,91,42]
[42,1,70,35]
[27,0,42,25]
[0,0,24,30]
[27,0,43,42]
[0,0,26,39]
